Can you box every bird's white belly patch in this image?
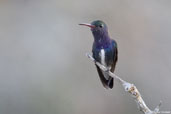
[100,49,109,80]
[100,49,106,66]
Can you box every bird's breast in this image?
[93,42,114,66]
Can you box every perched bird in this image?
[79,20,118,89]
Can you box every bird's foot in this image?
[104,67,110,73]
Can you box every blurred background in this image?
[0,0,171,114]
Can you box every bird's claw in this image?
[104,68,110,73]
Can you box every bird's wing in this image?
[110,40,118,72]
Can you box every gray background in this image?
[0,0,171,114]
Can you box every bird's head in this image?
[79,20,109,40]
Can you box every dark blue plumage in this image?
[79,20,118,89]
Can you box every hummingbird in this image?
[79,20,118,89]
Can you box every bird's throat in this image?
[94,35,111,48]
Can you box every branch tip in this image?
[154,101,162,113]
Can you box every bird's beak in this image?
[79,23,95,28]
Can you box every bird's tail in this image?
[96,65,114,89]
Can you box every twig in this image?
[86,53,161,114]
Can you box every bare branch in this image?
[86,53,161,114]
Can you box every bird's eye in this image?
[99,25,103,28]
